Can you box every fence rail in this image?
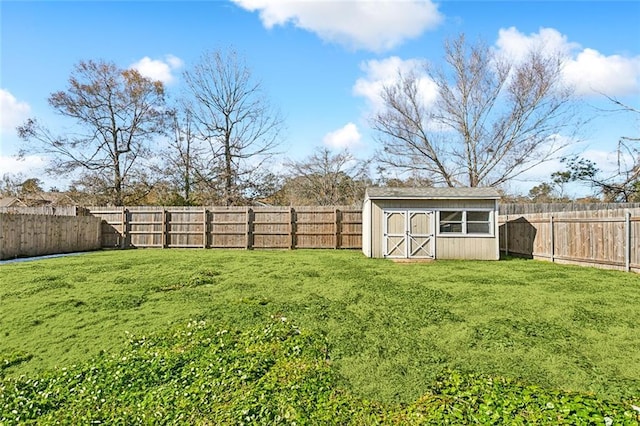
[499,202,640,215]
[0,213,102,260]
[498,207,640,273]
[87,206,362,250]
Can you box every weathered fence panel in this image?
[0,213,102,260]
[499,207,640,273]
[209,207,247,248]
[339,208,362,249]
[89,207,126,248]
[499,202,640,215]
[87,206,363,251]
[0,206,85,216]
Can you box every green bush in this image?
[2,318,639,425]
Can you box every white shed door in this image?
[383,210,434,259]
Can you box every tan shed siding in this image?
[436,236,498,260]
[370,198,498,259]
[362,200,372,257]
[494,199,500,259]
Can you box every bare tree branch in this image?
[182,49,284,205]
[17,60,166,205]
[372,34,583,188]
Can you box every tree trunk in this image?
[114,154,123,206]
[224,136,233,206]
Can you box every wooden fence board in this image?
[499,207,640,273]
[87,206,363,251]
[0,213,102,260]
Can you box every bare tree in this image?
[182,49,283,205]
[282,148,371,206]
[152,107,203,205]
[373,34,581,187]
[17,60,166,205]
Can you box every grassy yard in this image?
[1,249,640,422]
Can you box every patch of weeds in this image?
[422,306,461,324]
[0,351,33,377]
[0,315,638,424]
[22,279,74,296]
[239,296,271,306]
[30,274,62,283]
[156,269,219,292]
[45,299,87,311]
[572,306,615,331]
[301,269,321,278]
[470,318,572,350]
[113,276,134,285]
[187,269,218,287]
[101,294,146,310]
[71,299,86,308]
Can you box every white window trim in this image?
[436,209,494,237]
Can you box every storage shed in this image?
[362,187,501,260]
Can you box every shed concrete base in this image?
[389,258,435,263]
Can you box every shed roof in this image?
[365,187,501,200]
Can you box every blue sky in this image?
[1,0,639,196]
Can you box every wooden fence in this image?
[87,206,362,250]
[0,213,102,260]
[4,203,638,273]
[0,206,86,216]
[499,202,640,215]
[498,207,640,273]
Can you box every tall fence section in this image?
[87,206,362,250]
[0,213,102,260]
[498,207,640,273]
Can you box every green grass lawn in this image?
[2,249,640,422]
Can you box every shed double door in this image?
[383,209,434,259]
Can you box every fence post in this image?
[161,208,167,248]
[246,207,253,250]
[203,208,208,249]
[504,214,509,256]
[121,208,129,249]
[550,215,554,262]
[290,207,296,249]
[335,208,341,249]
[625,211,631,272]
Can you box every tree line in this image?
[10,37,639,206]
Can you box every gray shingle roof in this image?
[365,187,501,200]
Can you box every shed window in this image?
[439,210,492,235]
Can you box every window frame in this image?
[437,209,494,237]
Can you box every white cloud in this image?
[495,27,640,96]
[0,154,48,176]
[353,56,438,113]
[323,122,362,150]
[130,54,184,85]
[564,49,640,96]
[495,27,578,62]
[0,89,31,134]
[231,0,442,52]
